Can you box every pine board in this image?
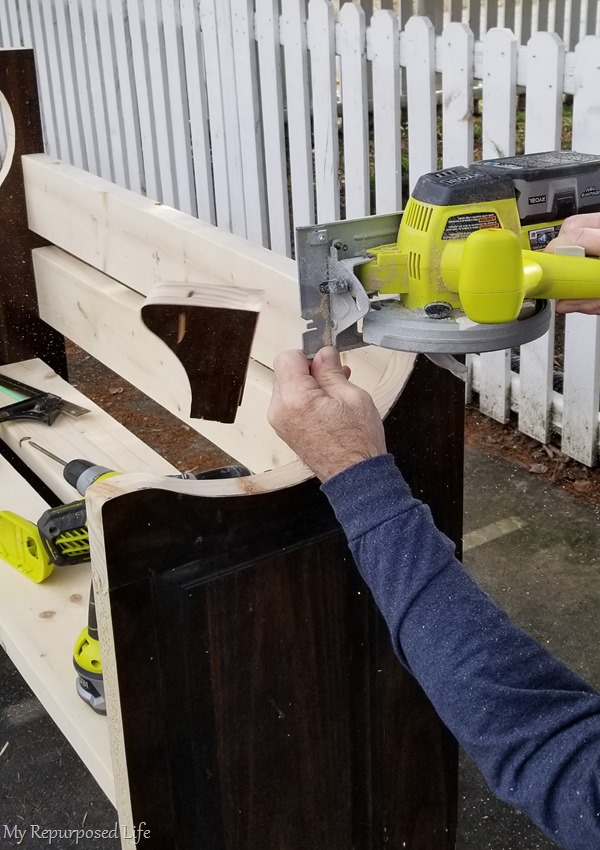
[0,454,115,804]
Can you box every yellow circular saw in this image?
[298,150,600,359]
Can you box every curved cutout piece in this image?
[141,281,264,423]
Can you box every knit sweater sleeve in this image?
[322,453,600,850]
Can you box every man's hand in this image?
[268,346,387,482]
[545,213,600,314]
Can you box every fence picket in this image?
[282,0,316,231]
[524,31,565,152]
[579,0,591,41]
[197,0,232,231]
[160,0,195,215]
[482,27,518,158]
[214,0,248,238]
[441,22,474,167]
[95,1,127,187]
[370,9,402,213]
[562,35,600,464]
[66,0,99,178]
[141,0,176,206]
[338,3,370,218]
[179,0,215,224]
[403,15,437,190]
[109,0,144,195]
[228,0,268,244]
[255,0,291,254]
[0,3,12,44]
[16,0,32,45]
[466,0,482,39]
[42,0,73,162]
[28,0,60,158]
[477,27,519,424]
[6,0,21,43]
[80,1,113,180]
[517,32,564,444]
[52,0,84,169]
[307,0,340,223]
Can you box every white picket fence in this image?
[1,1,600,464]
[340,0,600,48]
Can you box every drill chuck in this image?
[62,459,118,494]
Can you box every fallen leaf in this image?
[573,479,592,492]
[528,463,549,475]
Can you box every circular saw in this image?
[297,151,600,370]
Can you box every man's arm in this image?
[268,346,600,850]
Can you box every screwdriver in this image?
[24,439,251,492]
[25,441,119,494]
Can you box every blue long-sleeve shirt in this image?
[322,453,600,850]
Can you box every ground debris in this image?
[466,406,600,511]
[528,463,549,475]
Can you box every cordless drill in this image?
[25,442,250,713]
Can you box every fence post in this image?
[339,2,370,218]
[477,27,518,424]
[229,0,269,244]
[518,31,565,445]
[441,22,474,168]
[370,9,403,213]
[307,0,340,223]
[281,0,316,231]
[404,15,437,191]
[562,35,600,465]
[255,0,291,254]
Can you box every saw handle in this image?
[444,229,600,324]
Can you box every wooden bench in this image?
[0,49,463,849]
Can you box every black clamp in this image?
[0,374,89,426]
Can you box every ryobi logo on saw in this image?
[528,195,547,205]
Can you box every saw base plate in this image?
[362,299,552,354]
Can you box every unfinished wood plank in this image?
[23,154,305,366]
[0,358,180,504]
[33,247,297,471]
[0,455,114,803]
[34,246,416,472]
